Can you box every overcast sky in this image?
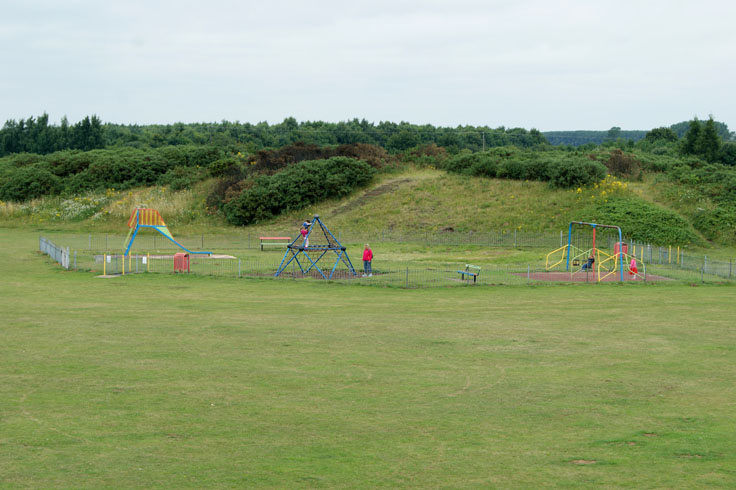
[1,0,734,130]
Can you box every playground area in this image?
[518,270,672,282]
[33,209,736,286]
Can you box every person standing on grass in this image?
[362,244,373,277]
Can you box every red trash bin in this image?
[614,242,628,255]
[174,253,190,273]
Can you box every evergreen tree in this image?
[59,116,70,149]
[680,118,702,156]
[697,117,721,163]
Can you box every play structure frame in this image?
[274,215,356,279]
[565,221,625,282]
[546,221,629,282]
[123,207,211,257]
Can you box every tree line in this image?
[0,114,104,156]
[3,113,734,158]
[1,115,549,157]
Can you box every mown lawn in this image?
[1,228,735,488]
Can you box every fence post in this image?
[89,234,91,250]
[405,267,409,289]
[238,259,241,278]
[74,250,77,270]
[527,264,530,284]
[106,234,108,250]
[704,255,708,274]
[202,234,204,249]
[730,259,732,279]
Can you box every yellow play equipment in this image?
[545,244,617,281]
[545,221,643,282]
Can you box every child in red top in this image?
[629,257,638,279]
[362,244,373,277]
[300,221,311,248]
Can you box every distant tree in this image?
[720,142,736,166]
[671,118,732,140]
[680,118,702,156]
[645,127,678,143]
[697,117,722,163]
[59,116,70,149]
[386,130,420,152]
[528,128,548,145]
[606,126,622,140]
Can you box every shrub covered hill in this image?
[2,115,736,246]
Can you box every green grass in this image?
[2,227,736,488]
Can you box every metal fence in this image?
[43,229,569,253]
[39,236,71,269]
[54,251,571,288]
[40,234,736,287]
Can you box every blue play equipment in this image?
[274,215,357,279]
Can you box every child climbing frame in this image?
[274,215,356,279]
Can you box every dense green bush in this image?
[582,198,697,245]
[0,145,225,201]
[692,207,736,242]
[547,157,607,188]
[443,147,517,176]
[223,157,375,225]
[442,148,606,188]
[209,157,244,178]
[0,165,63,201]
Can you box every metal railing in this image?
[41,229,570,253]
[39,234,736,286]
[39,236,71,269]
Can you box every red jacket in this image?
[363,248,373,261]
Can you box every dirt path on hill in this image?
[332,178,412,216]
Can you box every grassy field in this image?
[2,227,736,488]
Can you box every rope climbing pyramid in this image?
[274,215,356,279]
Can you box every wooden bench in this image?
[259,236,291,251]
[457,264,481,283]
